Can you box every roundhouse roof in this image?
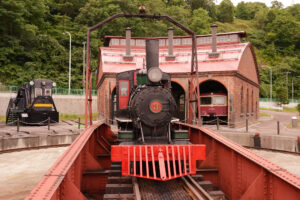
[98,32,260,85]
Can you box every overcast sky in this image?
[216,0,300,7]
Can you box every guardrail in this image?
[260,98,299,103]
[0,85,97,96]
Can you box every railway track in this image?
[102,162,225,200]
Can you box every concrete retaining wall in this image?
[0,134,79,152]
[0,93,97,116]
[219,131,299,153]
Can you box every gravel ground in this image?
[251,149,300,177]
[205,110,300,137]
[0,147,67,200]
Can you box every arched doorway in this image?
[199,80,228,122]
[171,81,185,121]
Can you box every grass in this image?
[0,116,5,122]
[59,113,98,121]
[259,112,271,117]
[260,106,299,113]
[282,107,298,113]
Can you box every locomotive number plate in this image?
[150,100,162,113]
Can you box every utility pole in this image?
[268,67,272,101]
[292,78,295,103]
[283,71,291,100]
[63,32,72,94]
[82,41,86,89]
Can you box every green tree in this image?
[275,87,289,105]
[236,2,267,20]
[286,4,300,21]
[217,0,234,23]
[271,0,283,9]
[190,8,212,34]
[186,0,216,20]
[235,1,249,20]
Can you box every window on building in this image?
[120,81,129,96]
[213,96,226,105]
[200,97,211,105]
[241,86,243,113]
[252,90,254,113]
[246,88,249,113]
[256,101,258,114]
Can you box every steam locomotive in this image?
[115,40,177,144]
[111,39,205,181]
[6,79,59,125]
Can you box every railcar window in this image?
[35,88,42,97]
[200,97,211,105]
[120,81,128,96]
[213,96,225,105]
[45,89,52,96]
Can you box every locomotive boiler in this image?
[111,39,205,181]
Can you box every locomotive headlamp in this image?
[147,67,163,83]
[30,81,34,86]
[53,82,56,87]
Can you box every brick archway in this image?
[198,79,228,122]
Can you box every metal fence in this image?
[259,98,299,103]
[0,85,97,96]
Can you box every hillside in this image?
[0,0,299,101]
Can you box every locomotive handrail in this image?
[85,12,201,128]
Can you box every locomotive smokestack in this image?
[146,39,159,70]
[209,24,220,58]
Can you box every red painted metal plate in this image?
[111,144,206,181]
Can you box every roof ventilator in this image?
[208,24,220,58]
[166,27,176,61]
[123,27,133,61]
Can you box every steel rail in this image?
[132,177,141,200]
[186,175,213,200]
[181,176,212,200]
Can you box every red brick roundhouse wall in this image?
[96,31,260,127]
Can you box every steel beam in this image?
[177,122,300,200]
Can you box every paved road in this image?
[252,110,299,136]
[204,110,300,137]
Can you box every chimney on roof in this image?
[166,27,175,61]
[124,27,133,61]
[209,24,220,58]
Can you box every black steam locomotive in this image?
[115,39,186,144]
[6,79,59,125]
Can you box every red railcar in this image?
[200,92,227,118]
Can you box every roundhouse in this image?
[96,27,260,127]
